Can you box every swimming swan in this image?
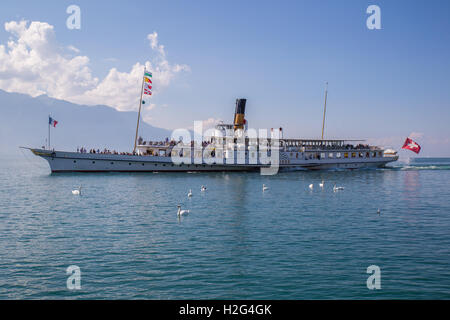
[72,186,81,195]
[177,205,189,216]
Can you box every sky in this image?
[0,0,449,157]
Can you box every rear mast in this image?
[321,82,328,140]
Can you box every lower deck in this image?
[29,148,398,173]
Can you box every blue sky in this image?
[0,0,449,156]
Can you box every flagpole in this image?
[48,115,51,150]
[133,68,146,154]
[321,82,328,140]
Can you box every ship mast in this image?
[133,68,146,154]
[321,82,328,140]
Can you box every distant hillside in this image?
[0,90,170,155]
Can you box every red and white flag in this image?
[402,137,421,154]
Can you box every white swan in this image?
[177,205,189,216]
[201,185,207,192]
[333,184,344,192]
[262,184,269,191]
[319,181,324,188]
[72,186,81,195]
[309,184,314,190]
[188,189,193,197]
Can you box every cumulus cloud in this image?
[0,20,189,112]
[145,31,190,88]
[0,20,98,99]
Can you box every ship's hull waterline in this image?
[28,149,397,173]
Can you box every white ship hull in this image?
[29,148,398,173]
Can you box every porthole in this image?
[73,160,76,163]
[92,161,95,164]
[111,162,114,165]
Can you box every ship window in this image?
[366,152,370,158]
[73,160,76,163]
[336,153,341,158]
[142,163,145,166]
[155,164,157,166]
[163,164,166,166]
[129,163,132,165]
[111,162,114,165]
[359,152,364,158]
[321,153,325,159]
[92,161,95,164]
[344,153,348,158]
[329,153,334,158]
[296,153,298,158]
[378,152,382,157]
[351,153,356,158]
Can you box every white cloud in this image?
[188,117,223,137]
[67,45,80,53]
[409,132,424,139]
[0,20,189,113]
[145,31,190,88]
[0,20,98,98]
[201,117,222,129]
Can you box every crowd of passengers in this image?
[76,136,373,156]
[77,147,135,155]
[289,143,372,150]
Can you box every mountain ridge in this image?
[0,89,171,154]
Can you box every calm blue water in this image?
[1,154,449,299]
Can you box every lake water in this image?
[0,154,449,299]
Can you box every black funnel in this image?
[235,98,246,115]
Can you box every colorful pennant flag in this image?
[143,70,152,96]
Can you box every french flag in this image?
[49,116,58,127]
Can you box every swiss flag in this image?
[402,137,421,154]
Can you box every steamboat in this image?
[27,97,398,173]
